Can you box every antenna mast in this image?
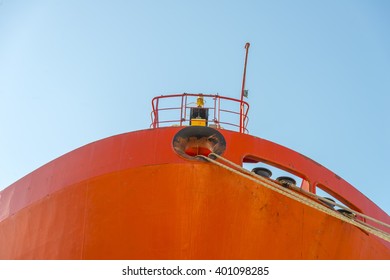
[240,42,250,133]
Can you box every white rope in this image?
[197,153,390,243]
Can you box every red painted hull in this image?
[1,127,389,259]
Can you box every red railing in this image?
[150,93,250,133]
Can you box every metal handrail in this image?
[150,93,250,133]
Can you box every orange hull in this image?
[1,127,389,259]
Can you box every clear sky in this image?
[0,0,389,214]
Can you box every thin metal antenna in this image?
[240,42,250,133]
[241,42,250,101]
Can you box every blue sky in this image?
[0,0,389,214]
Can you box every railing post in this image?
[180,95,184,126]
[213,96,217,125]
[155,98,160,128]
